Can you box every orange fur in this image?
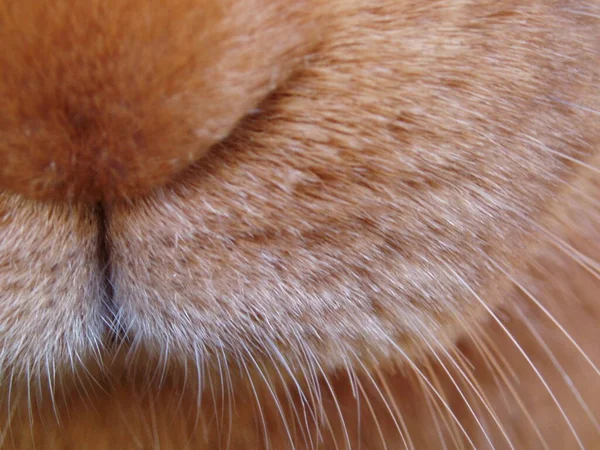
[0,0,599,448]
[0,0,319,201]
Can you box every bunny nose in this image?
[0,0,320,202]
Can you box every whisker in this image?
[447,263,586,449]
[0,411,9,449]
[297,335,327,429]
[213,350,227,449]
[373,365,416,450]
[216,345,235,450]
[531,223,600,280]
[71,360,100,416]
[192,345,206,431]
[205,355,222,443]
[422,337,497,449]
[488,256,600,378]
[427,328,516,450]
[514,305,600,433]
[384,336,477,449]
[172,356,189,427]
[262,345,312,450]
[355,375,389,450]
[248,348,298,450]
[356,358,412,450]
[44,354,59,426]
[310,353,351,450]
[266,336,321,448]
[87,333,105,371]
[156,340,170,390]
[345,360,362,450]
[421,360,464,449]
[238,352,271,450]
[292,341,326,447]
[117,391,144,446]
[420,372,449,450]
[472,323,550,450]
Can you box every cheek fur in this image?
[106,0,599,369]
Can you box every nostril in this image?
[0,0,322,203]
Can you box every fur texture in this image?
[0,0,599,448]
[0,0,319,201]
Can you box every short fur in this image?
[0,0,319,201]
[0,0,599,449]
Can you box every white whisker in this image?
[247,348,297,450]
[422,338,497,449]
[422,360,464,449]
[45,354,59,425]
[310,353,351,450]
[346,362,362,450]
[294,342,326,447]
[216,345,235,450]
[473,324,550,450]
[263,345,312,450]
[192,345,205,431]
[356,358,412,450]
[355,375,389,450]
[425,328,516,450]
[421,374,449,450]
[514,306,600,433]
[488,256,600,378]
[373,365,416,450]
[384,336,477,449]
[447,263,586,450]
[205,356,221,441]
[238,353,271,450]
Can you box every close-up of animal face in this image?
[0,0,599,449]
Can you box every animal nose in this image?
[0,0,320,202]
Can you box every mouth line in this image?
[96,203,122,347]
